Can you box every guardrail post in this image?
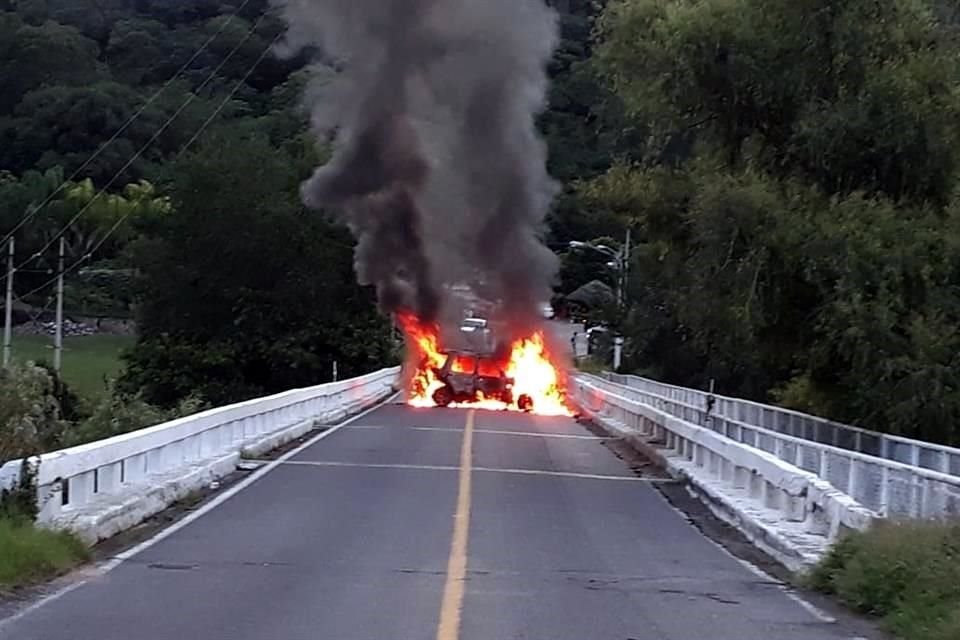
[878,465,890,516]
[721,458,734,483]
[98,462,121,494]
[783,492,805,522]
[848,459,858,501]
[807,508,830,536]
[749,472,763,500]
[127,453,147,484]
[708,450,721,477]
[148,444,166,474]
[763,481,780,510]
[733,465,749,490]
[70,471,95,507]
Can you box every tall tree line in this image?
[569,0,960,445]
[0,0,395,414]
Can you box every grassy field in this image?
[10,335,135,401]
[0,518,89,590]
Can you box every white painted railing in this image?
[571,374,879,570]
[606,372,960,477]
[583,374,960,521]
[0,367,398,543]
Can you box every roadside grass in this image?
[807,520,960,640]
[0,518,89,590]
[11,335,134,401]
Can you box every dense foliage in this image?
[0,0,394,422]
[565,0,960,445]
[119,131,396,406]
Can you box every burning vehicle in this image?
[430,350,534,411]
[273,0,565,416]
[399,311,570,416]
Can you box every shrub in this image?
[0,459,39,521]
[0,363,67,462]
[809,520,960,640]
[0,517,89,589]
[64,383,207,447]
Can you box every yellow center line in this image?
[435,409,475,640]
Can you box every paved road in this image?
[1,401,872,639]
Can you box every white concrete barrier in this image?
[606,372,960,477]
[587,374,960,521]
[571,374,879,571]
[0,367,399,545]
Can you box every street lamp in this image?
[568,231,630,308]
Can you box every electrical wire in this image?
[12,32,283,303]
[3,10,272,284]
[0,0,259,250]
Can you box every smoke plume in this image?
[270,0,560,338]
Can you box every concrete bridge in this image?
[2,363,957,639]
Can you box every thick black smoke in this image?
[270,0,560,338]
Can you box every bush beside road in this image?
[0,518,89,591]
[809,521,960,640]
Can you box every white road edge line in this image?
[0,393,399,629]
[650,486,837,625]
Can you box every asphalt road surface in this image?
[0,400,876,640]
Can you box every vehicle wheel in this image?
[432,386,453,407]
[502,389,514,406]
[517,394,533,412]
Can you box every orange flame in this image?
[397,312,571,416]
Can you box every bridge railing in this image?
[605,373,960,478]
[585,374,960,520]
[0,367,398,543]
[570,375,880,570]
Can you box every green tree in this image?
[584,0,960,443]
[1,82,170,182]
[0,15,102,115]
[594,0,960,202]
[120,131,395,407]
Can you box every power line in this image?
[175,34,284,158]
[5,11,272,282]
[0,0,259,250]
[12,33,284,304]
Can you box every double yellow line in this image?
[435,410,475,640]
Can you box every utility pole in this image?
[622,227,631,304]
[54,237,65,373]
[3,238,14,368]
